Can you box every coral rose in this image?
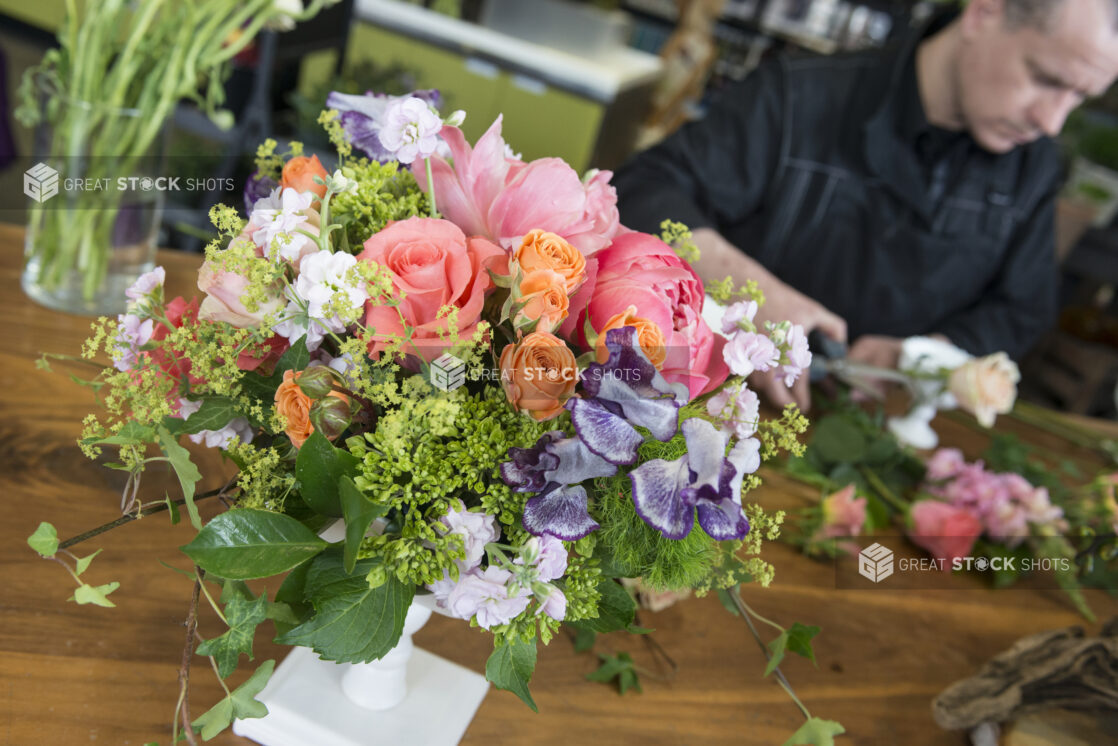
[948,352,1020,428]
[514,230,586,294]
[499,332,578,421]
[281,154,328,202]
[274,369,348,449]
[515,269,569,332]
[594,305,667,369]
[907,500,983,569]
[358,217,507,362]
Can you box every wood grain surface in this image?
[2,223,1116,746]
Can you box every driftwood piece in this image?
[933,618,1118,731]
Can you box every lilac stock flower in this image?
[779,324,812,386]
[537,584,567,621]
[926,448,967,481]
[720,300,758,335]
[326,89,442,162]
[445,566,532,630]
[125,267,166,303]
[187,417,254,450]
[629,418,759,540]
[378,96,444,164]
[723,331,779,378]
[706,382,760,440]
[533,534,568,582]
[244,171,278,214]
[113,313,154,371]
[439,500,500,571]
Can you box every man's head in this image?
[953,0,1118,153]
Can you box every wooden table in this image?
[2,222,1116,746]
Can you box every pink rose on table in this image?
[818,484,867,539]
[358,217,506,362]
[572,231,727,398]
[948,352,1019,428]
[416,117,620,255]
[907,500,983,569]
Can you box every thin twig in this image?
[58,482,238,551]
[176,579,201,746]
[728,589,812,722]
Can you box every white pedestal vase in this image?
[232,593,489,746]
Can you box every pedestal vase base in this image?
[232,646,488,746]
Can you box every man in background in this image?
[614,0,1118,409]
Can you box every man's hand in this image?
[844,335,904,399]
[692,228,846,412]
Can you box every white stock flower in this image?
[293,250,368,332]
[251,187,318,263]
[377,96,444,164]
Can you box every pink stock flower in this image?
[706,382,761,439]
[907,500,983,568]
[358,217,507,362]
[723,331,780,378]
[573,231,728,399]
[925,448,966,481]
[779,324,812,386]
[415,117,620,255]
[818,484,867,539]
[721,300,758,334]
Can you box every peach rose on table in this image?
[568,231,727,399]
[907,500,983,569]
[948,352,1019,428]
[499,332,578,421]
[358,217,507,362]
[281,154,329,202]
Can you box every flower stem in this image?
[859,466,908,514]
[425,157,438,217]
[729,589,813,722]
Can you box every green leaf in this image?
[272,560,313,637]
[155,425,203,529]
[339,476,388,573]
[273,337,310,379]
[295,431,360,517]
[75,548,102,577]
[571,579,636,634]
[572,627,597,653]
[70,582,120,608]
[165,494,181,525]
[716,587,741,616]
[781,717,846,746]
[220,579,254,604]
[191,659,274,741]
[811,416,868,464]
[275,551,413,663]
[181,509,327,580]
[27,522,59,557]
[765,623,820,677]
[82,421,155,447]
[196,593,269,678]
[586,652,642,695]
[166,397,239,436]
[486,637,538,711]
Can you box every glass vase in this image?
[21,81,167,316]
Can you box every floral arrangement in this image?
[30,93,844,743]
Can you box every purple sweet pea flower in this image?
[325,89,442,162]
[629,418,758,540]
[244,171,279,214]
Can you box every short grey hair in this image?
[1003,0,1118,31]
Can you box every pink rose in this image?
[948,352,1019,428]
[416,117,620,255]
[818,484,867,539]
[197,256,284,329]
[571,231,727,398]
[907,500,983,569]
[358,217,507,362]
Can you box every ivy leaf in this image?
[196,593,269,678]
[181,509,327,580]
[295,431,360,517]
[572,627,597,653]
[781,717,846,746]
[75,548,102,577]
[339,476,388,573]
[570,579,636,634]
[485,637,538,711]
[70,582,120,608]
[586,652,642,695]
[191,659,275,741]
[811,416,868,465]
[27,522,59,557]
[765,623,820,677]
[275,551,413,663]
[155,425,203,529]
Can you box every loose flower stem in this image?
[175,579,201,746]
[729,590,812,722]
[859,467,909,514]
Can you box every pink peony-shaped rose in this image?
[197,257,284,330]
[358,217,507,362]
[416,117,620,255]
[907,500,983,569]
[571,231,728,398]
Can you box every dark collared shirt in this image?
[614,13,1062,360]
